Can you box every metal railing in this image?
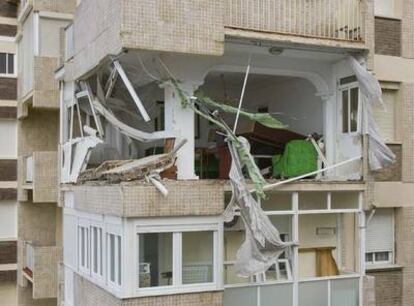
[226,0,363,41]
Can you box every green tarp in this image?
[272,140,318,178]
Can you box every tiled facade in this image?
[73,274,223,306]
[375,17,401,56]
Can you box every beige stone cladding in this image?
[72,0,224,79]
[366,268,402,306]
[121,1,224,55]
[31,246,62,299]
[31,151,58,203]
[402,0,414,58]
[68,180,225,217]
[32,57,60,110]
[395,207,414,306]
[32,0,76,14]
[17,284,56,306]
[401,83,414,182]
[363,275,376,306]
[74,273,223,306]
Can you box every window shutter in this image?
[366,208,394,253]
[373,90,395,143]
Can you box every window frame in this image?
[90,223,104,280]
[365,208,395,267]
[339,82,361,135]
[135,217,222,297]
[107,229,122,289]
[78,222,90,275]
[0,53,16,77]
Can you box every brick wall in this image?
[0,0,17,18]
[373,144,402,181]
[0,159,16,181]
[375,17,401,56]
[366,268,403,306]
[0,106,17,119]
[0,240,16,264]
[0,78,17,100]
[0,24,17,37]
[395,207,414,306]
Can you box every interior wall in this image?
[39,17,70,58]
[0,119,17,158]
[244,78,323,136]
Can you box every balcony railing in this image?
[226,0,363,41]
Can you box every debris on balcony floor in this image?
[63,54,395,278]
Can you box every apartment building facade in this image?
[13,1,414,306]
[0,1,18,305]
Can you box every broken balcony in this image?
[22,241,62,299]
[20,151,58,203]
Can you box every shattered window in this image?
[350,88,359,132]
[342,90,349,133]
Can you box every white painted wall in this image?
[0,200,17,239]
[18,12,34,97]
[39,17,71,58]
[0,120,17,158]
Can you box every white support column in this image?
[358,192,366,306]
[292,192,299,306]
[321,93,336,170]
[164,81,202,180]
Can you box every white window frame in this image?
[223,191,365,306]
[339,82,361,135]
[90,223,104,279]
[78,222,90,274]
[134,217,222,297]
[0,52,17,77]
[107,226,122,290]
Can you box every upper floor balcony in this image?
[17,6,72,118]
[68,0,369,80]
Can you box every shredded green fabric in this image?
[194,90,287,129]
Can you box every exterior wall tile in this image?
[0,78,18,101]
[375,17,401,56]
[32,0,76,14]
[0,1,17,18]
[0,240,17,264]
[70,180,225,217]
[0,24,17,37]
[395,207,414,306]
[74,273,223,306]
[401,0,414,58]
[366,269,402,306]
[0,159,17,181]
[0,106,17,119]
[373,144,402,181]
[0,188,17,200]
[401,83,414,182]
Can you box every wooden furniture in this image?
[299,246,339,277]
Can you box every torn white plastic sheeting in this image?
[224,137,296,277]
[113,60,151,122]
[347,56,395,170]
[91,96,175,142]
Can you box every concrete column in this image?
[402,0,414,58]
[164,81,202,180]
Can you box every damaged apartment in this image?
[14,1,414,306]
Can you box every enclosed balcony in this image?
[20,151,58,203]
[22,241,62,299]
